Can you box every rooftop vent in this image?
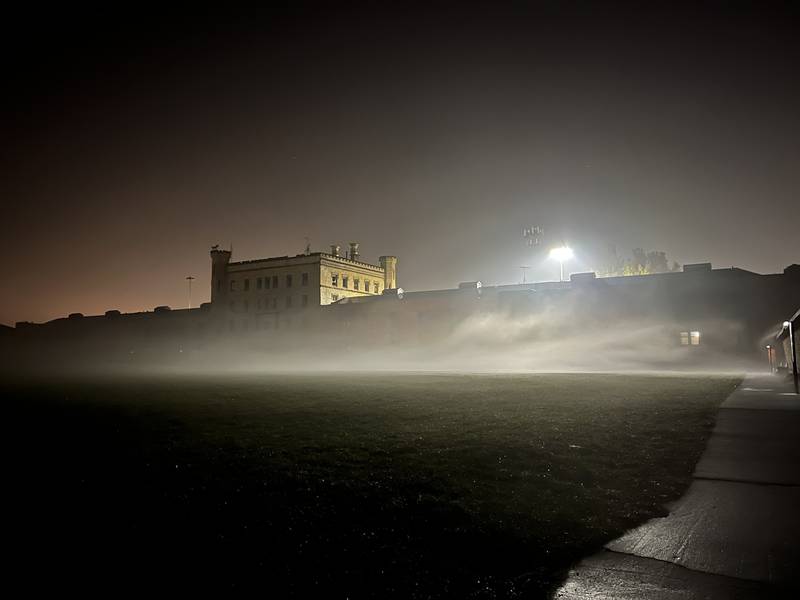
[683,262,712,273]
[330,244,341,258]
[382,287,405,299]
[570,272,597,282]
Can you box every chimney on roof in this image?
[330,244,341,258]
[348,242,360,261]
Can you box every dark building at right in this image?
[321,262,800,368]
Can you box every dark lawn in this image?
[6,373,739,598]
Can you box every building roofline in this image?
[227,252,384,271]
[319,253,384,271]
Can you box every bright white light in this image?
[549,247,574,262]
[785,321,792,327]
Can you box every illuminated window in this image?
[332,274,338,287]
[343,276,349,289]
[354,279,360,291]
[244,279,250,291]
[302,272,309,286]
[690,331,701,345]
[680,332,689,345]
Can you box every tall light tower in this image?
[186,276,196,309]
[549,246,574,282]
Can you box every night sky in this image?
[2,2,798,325]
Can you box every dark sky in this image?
[2,1,798,325]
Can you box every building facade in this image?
[209,243,398,331]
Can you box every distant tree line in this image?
[598,245,681,277]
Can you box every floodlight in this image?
[548,247,574,262]
[548,246,574,281]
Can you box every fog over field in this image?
[3,300,766,377]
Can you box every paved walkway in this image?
[554,374,800,599]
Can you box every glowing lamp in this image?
[548,246,574,281]
[548,247,574,262]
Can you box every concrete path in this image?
[554,374,800,599]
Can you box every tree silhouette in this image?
[599,245,680,277]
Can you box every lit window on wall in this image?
[690,331,701,345]
[680,332,689,345]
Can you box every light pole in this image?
[785,320,798,394]
[548,246,574,282]
[186,276,196,309]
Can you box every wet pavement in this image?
[554,374,800,598]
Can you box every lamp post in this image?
[785,320,798,394]
[548,246,574,282]
[186,276,196,309]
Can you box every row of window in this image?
[230,295,310,312]
[680,331,701,346]
[228,272,310,292]
[330,274,380,293]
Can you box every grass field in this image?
[7,372,739,598]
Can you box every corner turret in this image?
[210,246,232,305]
[379,256,397,290]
